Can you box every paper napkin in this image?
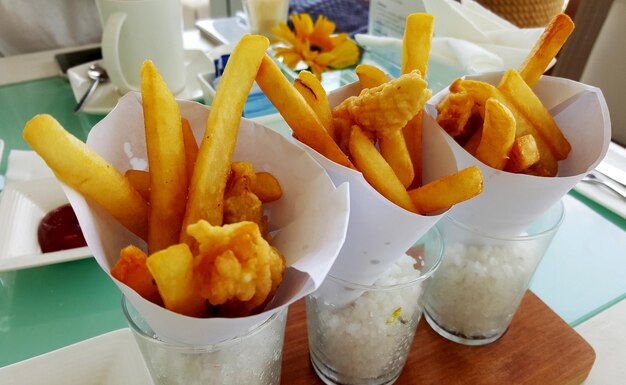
[355,0,549,75]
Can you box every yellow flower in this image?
[272,13,360,79]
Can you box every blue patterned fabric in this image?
[288,0,370,36]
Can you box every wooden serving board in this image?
[281,291,595,385]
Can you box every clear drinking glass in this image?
[424,200,564,346]
[122,296,288,385]
[241,0,290,38]
[306,227,444,385]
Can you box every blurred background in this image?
[0,0,622,144]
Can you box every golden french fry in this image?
[401,13,434,76]
[498,69,571,160]
[256,54,354,169]
[182,35,270,246]
[476,99,516,170]
[349,125,417,212]
[125,169,150,201]
[253,172,283,202]
[408,166,483,214]
[464,126,482,156]
[403,112,423,188]
[146,243,206,317]
[141,60,188,254]
[400,13,433,189]
[506,134,540,173]
[23,114,148,239]
[519,13,575,88]
[332,115,352,155]
[356,64,388,89]
[378,130,415,188]
[111,245,161,304]
[294,70,335,138]
[455,79,558,176]
[181,118,198,180]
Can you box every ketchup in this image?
[37,204,87,253]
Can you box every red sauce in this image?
[37,204,87,253]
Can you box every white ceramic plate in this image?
[0,178,91,272]
[68,49,211,114]
[574,141,626,219]
[0,329,153,385]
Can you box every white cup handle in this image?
[101,12,133,93]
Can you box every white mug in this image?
[96,0,186,94]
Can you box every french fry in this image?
[519,13,575,88]
[356,64,388,89]
[403,113,423,188]
[252,172,283,202]
[455,79,558,176]
[475,99,516,170]
[125,169,150,201]
[355,63,415,187]
[146,243,206,317]
[125,168,282,204]
[402,13,434,188]
[294,70,335,138]
[506,134,540,173]
[141,60,188,253]
[23,114,148,239]
[464,127,482,156]
[498,69,571,160]
[378,131,415,188]
[349,125,417,212]
[408,166,483,214]
[181,35,270,246]
[256,54,354,169]
[111,245,161,304]
[181,118,199,180]
[401,13,434,76]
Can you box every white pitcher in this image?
[96,0,186,94]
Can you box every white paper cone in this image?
[426,72,611,236]
[63,93,350,345]
[296,81,458,290]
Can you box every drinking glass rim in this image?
[327,226,444,291]
[447,199,565,242]
[121,295,285,351]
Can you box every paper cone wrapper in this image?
[63,93,350,345]
[295,81,458,288]
[426,72,611,235]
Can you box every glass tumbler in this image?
[306,227,444,385]
[122,296,288,385]
[424,200,564,346]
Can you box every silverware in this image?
[582,172,626,201]
[74,63,109,113]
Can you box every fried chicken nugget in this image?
[346,71,429,137]
[224,162,269,240]
[188,220,285,316]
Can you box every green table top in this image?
[0,73,625,368]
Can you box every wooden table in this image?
[282,292,595,384]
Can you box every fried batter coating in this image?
[188,220,285,316]
[436,92,476,137]
[346,71,430,137]
[224,162,270,240]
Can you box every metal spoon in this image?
[582,172,626,201]
[74,63,109,113]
